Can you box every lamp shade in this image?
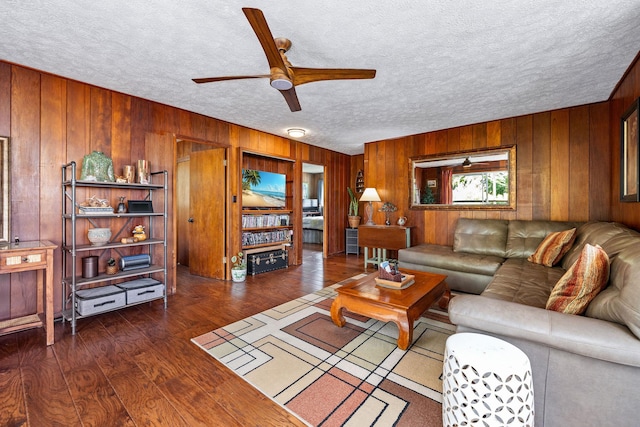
[360,188,381,202]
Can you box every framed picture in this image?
[427,179,437,188]
[621,98,640,202]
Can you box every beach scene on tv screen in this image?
[242,169,286,208]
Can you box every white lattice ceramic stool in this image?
[442,333,534,427]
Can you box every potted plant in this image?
[106,257,118,275]
[230,251,247,282]
[347,187,361,228]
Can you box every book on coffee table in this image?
[375,273,415,289]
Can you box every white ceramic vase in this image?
[87,227,112,246]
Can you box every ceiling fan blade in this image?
[291,67,376,86]
[242,8,288,73]
[192,75,270,84]
[279,87,301,112]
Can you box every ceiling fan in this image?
[461,157,490,168]
[192,8,376,112]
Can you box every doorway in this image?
[301,163,325,256]
[176,140,227,280]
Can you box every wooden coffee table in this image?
[330,269,449,350]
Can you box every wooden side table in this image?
[0,240,57,345]
[358,225,411,268]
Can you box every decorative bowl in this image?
[87,227,112,246]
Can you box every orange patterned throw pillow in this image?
[546,243,610,314]
[528,228,577,267]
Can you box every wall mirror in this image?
[0,137,9,243]
[409,145,516,210]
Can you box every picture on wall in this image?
[242,169,286,208]
[621,98,640,202]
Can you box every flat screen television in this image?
[242,169,286,208]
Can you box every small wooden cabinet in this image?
[345,228,359,255]
[0,240,57,345]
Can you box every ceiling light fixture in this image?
[270,68,293,90]
[287,128,306,138]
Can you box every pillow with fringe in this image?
[546,243,610,315]
[528,228,576,267]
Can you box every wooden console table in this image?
[358,225,411,268]
[0,240,57,345]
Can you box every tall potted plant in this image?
[230,251,247,282]
[347,187,361,228]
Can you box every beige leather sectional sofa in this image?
[398,218,640,427]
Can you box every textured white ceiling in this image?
[1,1,639,155]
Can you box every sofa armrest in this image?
[448,294,640,367]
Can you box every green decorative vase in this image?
[80,151,115,182]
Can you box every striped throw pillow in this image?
[546,243,610,314]
[527,228,577,267]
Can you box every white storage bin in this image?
[117,278,164,304]
[76,285,126,316]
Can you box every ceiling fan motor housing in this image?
[270,67,293,90]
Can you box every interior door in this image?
[188,148,225,279]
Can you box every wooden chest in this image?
[247,249,288,276]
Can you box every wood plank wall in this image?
[610,52,640,229]
[361,102,611,247]
[2,49,637,322]
[0,61,350,320]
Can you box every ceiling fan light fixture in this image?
[287,128,305,138]
[270,78,293,90]
[270,68,293,90]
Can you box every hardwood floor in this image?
[0,246,366,426]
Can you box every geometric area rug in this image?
[191,274,455,427]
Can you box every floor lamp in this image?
[360,188,381,225]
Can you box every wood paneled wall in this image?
[0,61,350,320]
[610,52,640,229]
[2,47,637,322]
[362,102,611,246]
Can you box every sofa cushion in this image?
[546,244,610,315]
[505,220,579,259]
[527,228,576,267]
[598,224,640,261]
[453,218,508,257]
[482,258,564,308]
[399,243,503,276]
[561,222,626,270]
[587,242,640,340]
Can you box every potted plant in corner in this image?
[230,251,247,282]
[347,187,361,228]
